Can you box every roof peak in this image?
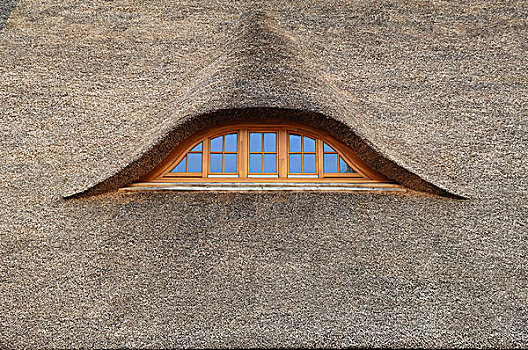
[226,10,302,62]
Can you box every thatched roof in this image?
[1,1,527,347]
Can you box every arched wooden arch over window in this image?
[124,122,404,191]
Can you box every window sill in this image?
[120,182,405,192]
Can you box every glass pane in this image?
[264,154,277,173]
[303,154,316,173]
[303,136,315,152]
[210,153,223,172]
[324,154,338,173]
[224,133,237,152]
[250,133,262,152]
[190,142,202,152]
[211,136,223,152]
[249,154,262,173]
[289,154,302,173]
[171,156,187,173]
[340,156,355,173]
[224,154,237,173]
[264,133,277,152]
[323,143,335,153]
[289,134,301,152]
[187,153,202,172]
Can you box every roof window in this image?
[121,122,403,192]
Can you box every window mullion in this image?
[221,136,225,173]
[240,129,248,178]
[278,129,287,179]
[300,134,304,173]
[203,138,209,178]
[317,139,324,178]
[261,131,266,174]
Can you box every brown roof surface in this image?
[1,1,527,347]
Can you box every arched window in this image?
[124,122,403,191]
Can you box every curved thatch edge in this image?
[64,107,464,199]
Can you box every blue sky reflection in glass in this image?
[210,133,238,173]
[323,142,356,174]
[249,132,277,174]
[170,142,203,173]
[289,134,317,174]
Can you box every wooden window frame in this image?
[137,121,392,184]
[322,142,360,178]
[287,132,318,177]
[247,129,279,178]
[207,132,239,177]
